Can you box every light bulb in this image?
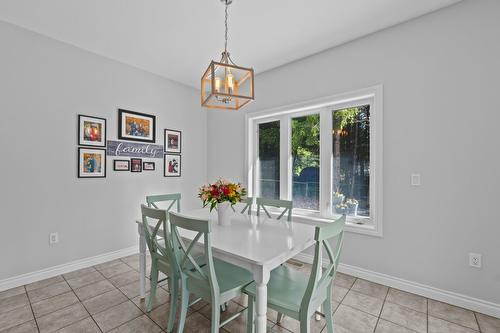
[226,72,234,94]
[214,76,221,92]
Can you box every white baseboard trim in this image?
[0,246,138,292]
[294,253,500,319]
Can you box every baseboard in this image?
[294,253,500,319]
[0,246,138,292]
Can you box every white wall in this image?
[0,21,206,280]
[207,0,500,306]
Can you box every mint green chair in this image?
[169,212,254,333]
[245,215,346,333]
[146,193,181,212]
[256,197,293,221]
[141,204,180,333]
[232,197,254,215]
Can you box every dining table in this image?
[136,207,317,333]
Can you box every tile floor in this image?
[1,254,499,333]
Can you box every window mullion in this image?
[280,116,291,200]
[320,107,333,217]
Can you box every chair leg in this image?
[166,276,178,333]
[211,299,221,333]
[276,312,284,324]
[299,311,310,333]
[247,296,254,333]
[147,261,158,312]
[176,280,189,333]
[323,285,334,333]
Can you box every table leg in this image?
[252,267,270,333]
[138,224,146,299]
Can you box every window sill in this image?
[263,209,382,237]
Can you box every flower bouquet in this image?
[198,178,246,226]
[346,198,359,216]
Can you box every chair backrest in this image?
[240,197,254,215]
[146,193,181,213]
[141,204,177,274]
[256,197,293,221]
[300,215,346,311]
[169,212,220,298]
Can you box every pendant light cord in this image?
[224,0,229,54]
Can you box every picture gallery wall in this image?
[77,109,182,179]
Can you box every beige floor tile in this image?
[475,312,500,333]
[93,300,142,332]
[221,306,252,333]
[37,302,88,333]
[147,302,193,329]
[57,317,101,333]
[428,299,479,330]
[0,293,30,315]
[231,294,248,308]
[333,272,356,289]
[0,306,34,332]
[108,271,140,288]
[83,289,128,315]
[342,289,384,316]
[273,315,326,332]
[180,312,213,333]
[109,314,162,333]
[119,280,150,299]
[27,281,71,303]
[25,276,64,292]
[351,279,389,300]
[99,263,133,279]
[375,319,418,333]
[0,320,38,333]
[94,259,124,271]
[31,291,79,318]
[131,287,169,312]
[428,316,479,333]
[62,267,97,281]
[74,279,116,301]
[0,287,26,302]
[332,304,378,333]
[332,285,349,303]
[66,271,105,290]
[380,302,427,333]
[386,289,427,313]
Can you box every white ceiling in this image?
[0,0,462,88]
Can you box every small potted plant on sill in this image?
[333,191,345,206]
[198,178,246,226]
[335,203,348,215]
[346,198,359,216]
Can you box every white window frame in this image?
[245,85,383,237]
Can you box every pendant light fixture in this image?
[201,0,254,110]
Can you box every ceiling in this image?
[0,0,462,88]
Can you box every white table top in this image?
[139,208,317,269]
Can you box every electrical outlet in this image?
[49,232,59,245]
[469,253,482,268]
[411,174,421,186]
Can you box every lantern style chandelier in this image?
[201,0,254,110]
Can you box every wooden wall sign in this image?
[107,140,163,159]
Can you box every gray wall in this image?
[207,0,500,304]
[0,21,206,280]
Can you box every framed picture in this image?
[143,161,155,171]
[78,148,106,178]
[113,160,130,171]
[164,154,181,177]
[131,158,142,172]
[164,129,182,154]
[118,109,156,143]
[78,115,106,147]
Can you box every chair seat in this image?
[188,258,253,295]
[244,265,309,313]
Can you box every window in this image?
[247,86,383,236]
[292,114,320,210]
[257,121,280,199]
